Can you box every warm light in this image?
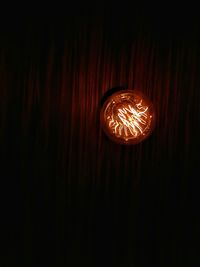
[100,90,155,144]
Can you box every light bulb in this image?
[100,90,155,145]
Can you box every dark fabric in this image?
[1,10,200,266]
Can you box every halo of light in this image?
[100,90,155,145]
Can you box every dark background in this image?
[1,6,200,266]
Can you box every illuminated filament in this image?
[108,101,150,140]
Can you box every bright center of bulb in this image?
[100,90,155,144]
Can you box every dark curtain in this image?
[1,7,200,266]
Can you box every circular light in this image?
[100,90,155,145]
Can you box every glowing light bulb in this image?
[100,90,155,144]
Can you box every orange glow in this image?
[100,90,155,144]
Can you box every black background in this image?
[1,6,200,266]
